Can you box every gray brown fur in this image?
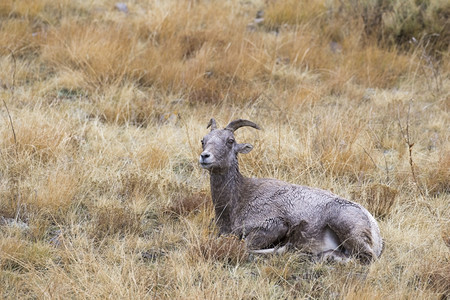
[199,119,383,264]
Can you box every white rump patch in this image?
[321,227,341,251]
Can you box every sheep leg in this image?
[328,224,377,264]
[249,244,289,255]
[316,249,350,263]
[244,218,289,251]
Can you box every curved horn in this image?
[207,118,217,130]
[225,119,261,132]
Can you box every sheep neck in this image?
[209,162,244,234]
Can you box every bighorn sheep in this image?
[199,119,383,264]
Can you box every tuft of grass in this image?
[165,192,210,217]
[0,20,36,54]
[41,21,138,88]
[264,0,327,29]
[312,116,376,181]
[352,184,398,218]
[0,111,73,163]
[191,234,248,265]
[0,237,53,271]
[424,150,450,195]
[23,167,80,224]
[419,258,450,297]
[90,84,157,126]
[91,205,142,239]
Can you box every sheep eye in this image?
[227,138,235,144]
[201,139,205,146]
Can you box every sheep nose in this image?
[200,152,210,160]
[199,151,213,169]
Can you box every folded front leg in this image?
[243,217,289,250]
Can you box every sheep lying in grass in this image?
[199,118,383,264]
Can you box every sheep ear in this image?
[236,143,253,154]
[207,118,217,130]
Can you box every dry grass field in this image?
[0,0,449,298]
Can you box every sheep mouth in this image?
[199,162,214,169]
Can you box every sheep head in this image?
[199,118,260,173]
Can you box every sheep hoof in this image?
[316,250,350,263]
[248,244,289,255]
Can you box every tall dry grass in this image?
[0,0,449,298]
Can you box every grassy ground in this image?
[0,0,449,298]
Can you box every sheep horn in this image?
[207,118,217,130]
[225,119,261,132]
